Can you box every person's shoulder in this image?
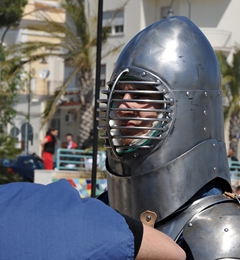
[46,135,52,142]
[0,182,44,204]
[0,180,135,260]
[71,142,78,148]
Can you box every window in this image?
[115,25,124,33]
[161,6,172,19]
[103,10,124,35]
[100,65,106,89]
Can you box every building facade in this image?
[1,0,239,156]
[101,0,237,83]
[0,0,65,155]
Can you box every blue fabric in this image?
[187,180,223,205]
[0,180,134,260]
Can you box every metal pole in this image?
[27,89,31,154]
[24,119,28,154]
[186,0,191,19]
[25,63,31,155]
[91,0,103,197]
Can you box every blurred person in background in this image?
[228,148,239,172]
[66,133,78,149]
[235,185,240,195]
[41,127,58,169]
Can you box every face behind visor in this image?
[112,83,163,151]
[98,72,173,158]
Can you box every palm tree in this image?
[0,46,24,160]
[216,49,240,155]
[2,0,125,147]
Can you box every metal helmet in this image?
[98,16,231,222]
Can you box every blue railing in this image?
[228,159,240,180]
[55,148,106,172]
[55,151,239,178]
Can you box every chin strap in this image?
[223,191,240,204]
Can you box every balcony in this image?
[200,28,232,51]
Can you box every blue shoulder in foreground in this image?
[0,180,134,260]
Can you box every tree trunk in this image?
[229,112,240,156]
[78,100,93,148]
[77,70,94,148]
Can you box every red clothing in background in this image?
[42,151,53,169]
[68,141,78,149]
[42,135,55,169]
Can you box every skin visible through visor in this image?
[115,84,162,146]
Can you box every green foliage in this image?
[0,47,24,160]
[0,0,27,165]
[0,47,26,128]
[0,0,27,28]
[0,0,128,149]
[0,135,21,182]
[0,134,21,159]
[216,49,240,120]
[216,48,240,153]
[0,165,23,184]
[3,0,125,129]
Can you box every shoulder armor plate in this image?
[183,200,240,259]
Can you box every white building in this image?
[101,0,237,83]
[0,0,65,156]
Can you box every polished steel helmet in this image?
[98,16,231,222]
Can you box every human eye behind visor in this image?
[113,89,152,101]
